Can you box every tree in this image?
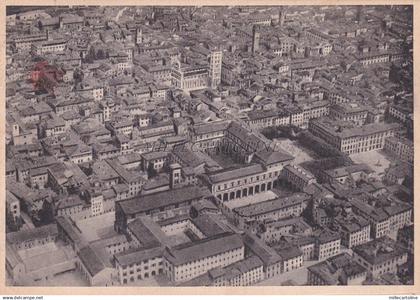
[37,200,55,226]
[6,210,22,232]
[97,49,106,60]
[73,68,84,84]
[84,47,96,63]
[389,64,400,83]
[147,163,158,178]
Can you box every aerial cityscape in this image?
[5,5,414,287]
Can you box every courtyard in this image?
[209,151,246,169]
[75,211,116,242]
[273,138,318,165]
[224,190,278,210]
[28,269,89,287]
[18,240,58,260]
[350,150,392,179]
[166,231,192,246]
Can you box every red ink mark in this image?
[31,61,64,95]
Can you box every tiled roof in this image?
[234,193,310,217]
[7,224,58,245]
[164,233,243,266]
[118,186,210,215]
[353,236,407,265]
[78,245,106,277]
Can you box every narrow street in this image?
[257,248,352,286]
[256,260,319,286]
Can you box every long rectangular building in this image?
[245,110,290,130]
[115,186,211,231]
[163,232,245,282]
[232,193,310,229]
[384,136,414,164]
[281,164,316,191]
[308,117,400,155]
[352,236,408,278]
[171,65,209,92]
[204,163,281,202]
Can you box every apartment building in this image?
[208,255,264,286]
[384,204,412,232]
[358,52,390,66]
[351,199,390,239]
[333,215,370,248]
[308,253,367,285]
[246,110,290,130]
[6,224,58,250]
[189,120,230,150]
[164,233,245,282]
[281,164,316,191]
[115,186,211,231]
[329,103,369,126]
[258,217,312,244]
[292,236,316,261]
[115,246,165,284]
[388,104,412,123]
[314,230,341,260]
[353,236,408,278]
[384,136,414,164]
[12,32,48,52]
[299,100,330,128]
[277,246,304,273]
[242,233,283,279]
[321,164,373,185]
[31,39,67,55]
[309,118,400,155]
[232,193,310,229]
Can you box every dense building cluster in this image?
[5,5,413,287]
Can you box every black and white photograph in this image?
[4,4,415,289]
